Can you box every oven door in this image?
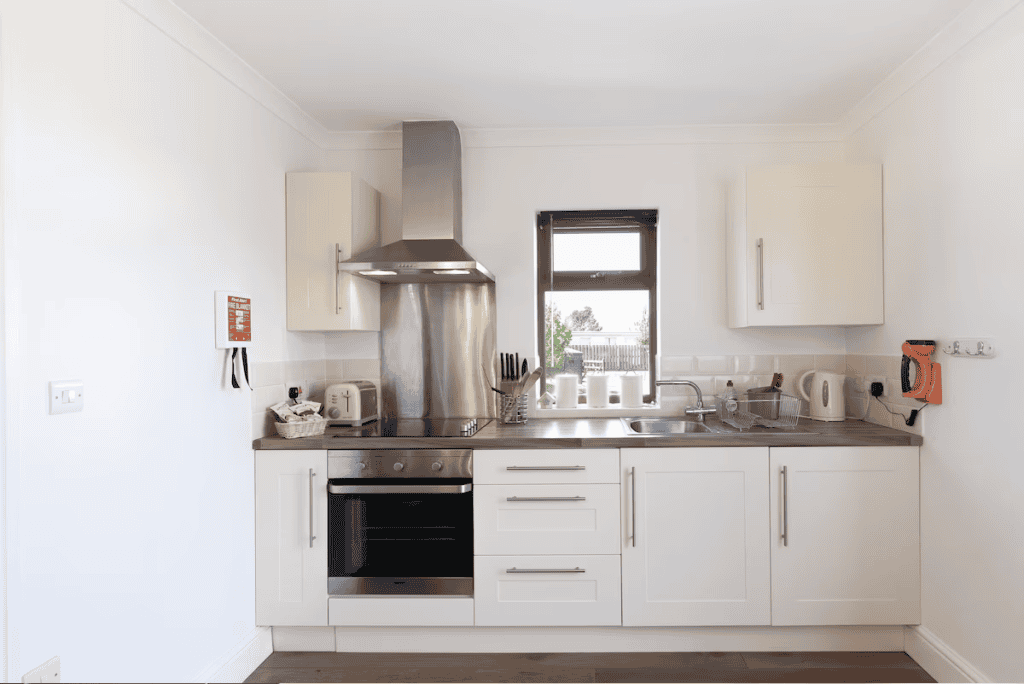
[328,478,473,596]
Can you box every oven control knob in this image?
[431,462,443,471]
[393,462,404,472]
[357,462,366,470]
[328,407,341,419]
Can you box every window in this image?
[537,209,657,405]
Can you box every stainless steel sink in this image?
[621,417,718,435]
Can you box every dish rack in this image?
[274,417,328,439]
[717,391,800,430]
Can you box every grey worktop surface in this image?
[252,417,922,450]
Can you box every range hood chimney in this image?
[338,120,494,283]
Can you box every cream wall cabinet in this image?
[769,446,920,626]
[729,163,883,327]
[620,447,771,626]
[286,172,380,331]
[255,450,328,626]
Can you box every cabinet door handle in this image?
[309,468,317,548]
[335,243,342,314]
[506,465,585,471]
[506,496,585,502]
[506,567,585,574]
[630,466,636,548]
[756,238,765,310]
[781,465,788,547]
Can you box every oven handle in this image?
[328,482,473,494]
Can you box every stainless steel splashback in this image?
[380,282,496,420]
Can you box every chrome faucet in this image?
[655,380,718,422]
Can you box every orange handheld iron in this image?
[901,340,942,404]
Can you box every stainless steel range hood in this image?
[338,120,494,284]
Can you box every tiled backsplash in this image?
[658,353,922,436]
[249,358,381,440]
[248,353,921,441]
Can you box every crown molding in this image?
[120,0,330,148]
[838,0,1023,138]
[461,124,842,148]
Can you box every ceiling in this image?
[172,0,975,131]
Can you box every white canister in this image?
[586,374,610,408]
[554,374,579,409]
[620,374,644,408]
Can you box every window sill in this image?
[533,404,681,419]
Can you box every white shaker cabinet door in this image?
[621,448,770,626]
[770,447,920,626]
[255,450,328,626]
[732,163,883,327]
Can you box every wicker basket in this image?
[274,417,328,439]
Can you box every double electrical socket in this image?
[22,656,60,683]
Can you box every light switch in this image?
[49,381,84,415]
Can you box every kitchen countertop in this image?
[252,417,922,450]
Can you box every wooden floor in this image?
[243,652,937,683]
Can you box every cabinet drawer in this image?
[474,449,619,484]
[329,597,474,626]
[474,484,620,555]
[475,555,621,626]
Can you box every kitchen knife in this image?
[515,353,520,380]
[521,359,528,381]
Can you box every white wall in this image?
[326,137,849,367]
[1,1,322,680]
[844,4,1024,681]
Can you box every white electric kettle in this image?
[799,370,846,422]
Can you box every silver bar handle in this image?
[630,466,636,547]
[756,238,764,310]
[506,567,585,574]
[309,468,316,548]
[781,465,788,547]
[506,496,586,502]
[506,465,585,471]
[335,243,341,314]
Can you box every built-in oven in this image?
[327,449,473,597]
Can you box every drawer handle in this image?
[506,496,586,502]
[506,465,585,471]
[506,567,585,574]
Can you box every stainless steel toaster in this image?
[325,381,379,425]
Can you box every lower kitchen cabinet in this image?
[620,447,771,626]
[770,447,920,626]
[255,450,328,626]
[474,483,621,555]
[474,555,622,626]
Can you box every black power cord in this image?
[870,382,927,426]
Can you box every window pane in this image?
[552,232,640,272]
[543,291,651,404]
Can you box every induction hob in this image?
[328,418,491,438]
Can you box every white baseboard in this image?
[193,626,273,683]
[329,626,905,653]
[905,625,990,683]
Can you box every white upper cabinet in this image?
[729,163,883,327]
[286,172,380,331]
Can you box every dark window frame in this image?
[536,209,658,404]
